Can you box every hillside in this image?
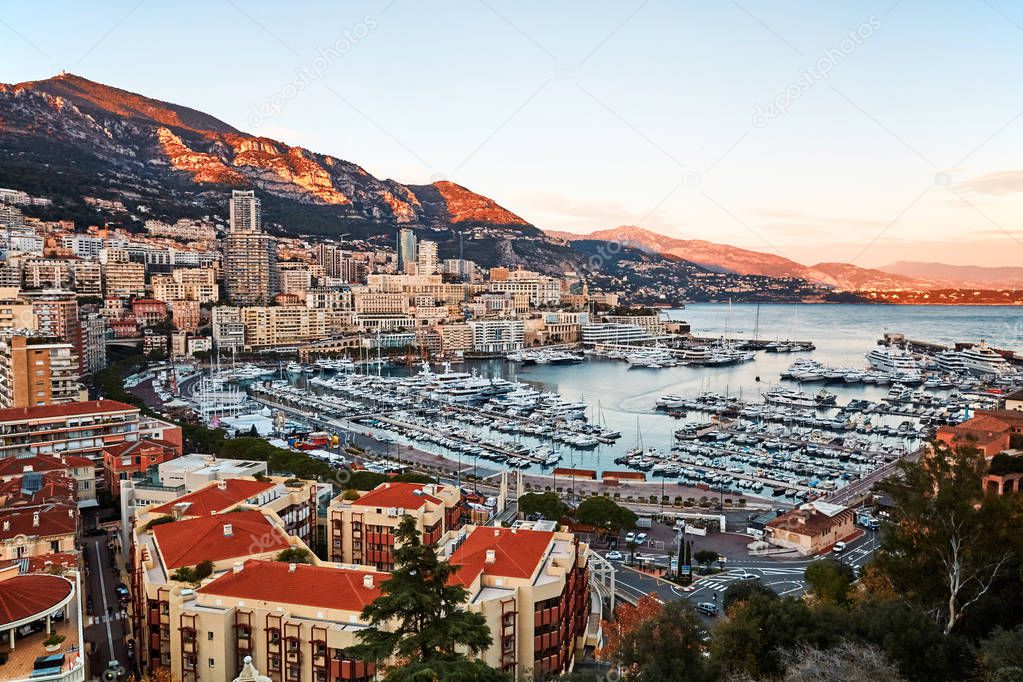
[879,261,1023,290]
[549,226,935,291]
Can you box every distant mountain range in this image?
[547,226,1018,291]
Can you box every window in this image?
[208,658,215,668]
[207,632,214,641]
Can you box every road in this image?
[82,533,130,676]
[607,526,879,607]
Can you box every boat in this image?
[866,346,921,380]
[958,341,1010,377]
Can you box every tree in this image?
[517,492,569,521]
[605,600,717,682]
[599,594,663,664]
[575,496,637,538]
[981,625,1023,680]
[693,550,718,570]
[779,641,905,682]
[874,444,1020,634]
[275,547,312,564]
[170,559,214,585]
[721,580,776,612]
[710,592,842,678]
[349,516,492,673]
[804,559,856,605]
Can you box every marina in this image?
[138,304,1023,507]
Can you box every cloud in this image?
[955,169,1023,196]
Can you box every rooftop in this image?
[0,503,77,541]
[767,506,852,537]
[0,454,93,479]
[0,399,137,424]
[151,510,290,569]
[351,482,442,510]
[0,573,73,627]
[198,559,384,613]
[149,479,275,517]
[447,526,554,586]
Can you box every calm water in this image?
[447,304,1022,474]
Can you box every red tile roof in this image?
[352,482,441,510]
[149,479,275,517]
[0,472,76,506]
[102,438,179,458]
[0,574,74,627]
[0,399,137,423]
[0,504,77,541]
[0,552,79,574]
[151,510,291,569]
[198,559,384,612]
[0,454,93,479]
[448,527,554,585]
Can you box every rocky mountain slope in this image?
[548,226,934,291]
[0,73,529,236]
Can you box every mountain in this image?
[547,226,934,291]
[878,261,1023,290]
[0,73,530,239]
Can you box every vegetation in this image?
[274,548,312,564]
[575,496,638,538]
[601,599,717,682]
[693,549,719,570]
[517,491,569,521]
[170,560,214,584]
[804,559,856,605]
[349,516,495,679]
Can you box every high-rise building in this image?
[396,228,417,274]
[30,293,84,374]
[79,310,107,375]
[222,191,278,305]
[417,239,438,275]
[0,334,83,408]
[228,190,261,233]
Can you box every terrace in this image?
[0,571,84,682]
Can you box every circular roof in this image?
[0,574,74,628]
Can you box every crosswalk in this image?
[689,567,807,593]
[88,613,125,626]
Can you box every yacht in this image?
[933,350,967,374]
[866,346,921,379]
[959,341,1010,377]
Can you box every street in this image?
[82,533,129,676]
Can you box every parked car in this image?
[115,584,130,601]
[625,532,636,544]
[605,551,623,561]
[832,541,847,554]
[697,602,719,616]
[636,532,648,544]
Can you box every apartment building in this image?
[22,259,72,290]
[0,335,84,408]
[171,300,201,333]
[71,261,103,295]
[0,502,79,562]
[439,524,590,676]
[128,508,317,680]
[486,277,562,309]
[0,453,96,505]
[327,482,464,570]
[237,306,338,349]
[132,299,169,327]
[211,306,246,352]
[468,319,525,353]
[0,288,35,331]
[104,261,147,298]
[151,268,220,304]
[102,438,182,494]
[0,400,181,491]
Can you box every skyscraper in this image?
[223,191,278,305]
[397,228,417,274]
[417,240,438,275]
[229,190,261,233]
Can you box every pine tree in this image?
[350,516,493,669]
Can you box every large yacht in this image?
[865,346,920,375]
[959,341,1010,377]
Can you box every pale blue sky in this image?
[3,1,1023,266]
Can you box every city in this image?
[1,4,1023,682]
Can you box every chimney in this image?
[68,508,74,518]
[223,524,233,537]
[288,563,297,573]
[32,511,39,527]
[22,465,32,473]
[217,480,227,491]
[362,574,374,589]
[485,549,496,564]
[233,562,243,573]
[2,521,8,532]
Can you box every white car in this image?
[636,532,648,544]
[625,532,636,543]
[831,541,847,554]
[605,551,623,561]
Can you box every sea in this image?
[309,304,1023,480]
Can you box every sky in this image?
[3,0,1023,268]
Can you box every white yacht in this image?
[866,346,921,376]
[959,341,1010,377]
[933,350,967,374]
